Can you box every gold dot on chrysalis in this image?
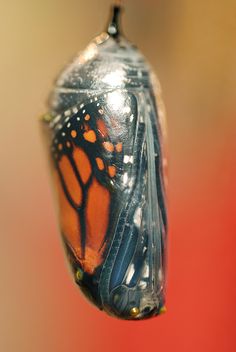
[159,306,167,315]
[130,307,140,317]
[43,113,52,122]
[76,269,83,281]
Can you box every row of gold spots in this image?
[130,305,167,318]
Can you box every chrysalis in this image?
[42,3,168,320]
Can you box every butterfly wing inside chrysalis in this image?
[50,92,137,274]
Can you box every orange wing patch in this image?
[103,141,114,152]
[83,130,97,143]
[96,157,105,170]
[108,165,116,178]
[97,119,108,137]
[54,170,82,259]
[73,147,91,184]
[71,130,77,138]
[54,109,115,275]
[115,142,123,152]
[59,155,82,206]
[85,178,110,273]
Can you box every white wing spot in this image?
[64,110,71,116]
[143,265,149,278]
[134,207,142,228]
[123,172,128,185]
[139,281,147,289]
[124,155,133,164]
[124,155,130,164]
[125,264,135,284]
[54,115,61,123]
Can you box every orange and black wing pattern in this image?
[45,89,167,320]
[50,91,136,275]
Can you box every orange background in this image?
[1,1,236,351]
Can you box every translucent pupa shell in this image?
[42,5,168,320]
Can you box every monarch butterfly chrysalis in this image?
[41,3,168,320]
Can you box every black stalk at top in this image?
[106,5,123,38]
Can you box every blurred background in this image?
[0,0,236,351]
